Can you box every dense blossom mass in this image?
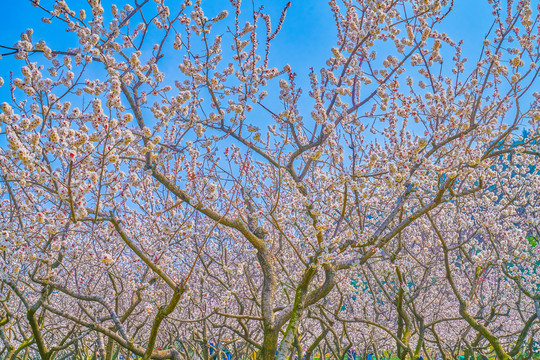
[0,0,539,359]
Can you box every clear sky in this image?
[0,0,495,101]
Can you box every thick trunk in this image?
[276,283,311,360]
[105,338,114,360]
[202,320,210,360]
[277,265,337,359]
[276,311,302,360]
[293,334,303,360]
[413,317,425,358]
[276,266,318,359]
[27,307,50,360]
[397,313,404,359]
[96,333,106,359]
[256,248,278,360]
[258,329,279,360]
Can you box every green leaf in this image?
[526,236,538,247]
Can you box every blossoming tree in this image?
[1,0,539,359]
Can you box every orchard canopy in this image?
[0,0,540,359]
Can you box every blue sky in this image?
[0,0,495,100]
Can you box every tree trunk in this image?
[258,329,279,360]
